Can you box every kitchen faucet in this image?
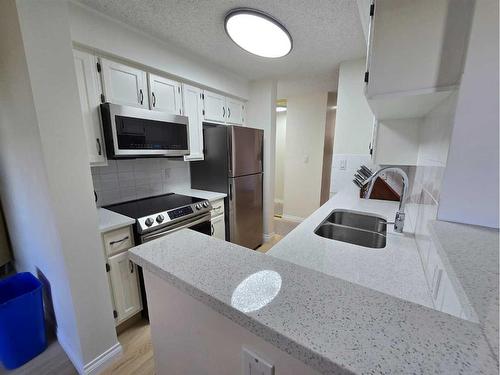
[361,166,409,233]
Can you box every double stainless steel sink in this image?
[314,210,387,248]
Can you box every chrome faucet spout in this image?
[361,166,409,233]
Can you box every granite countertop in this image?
[97,208,135,233]
[171,188,227,202]
[429,220,499,359]
[269,186,433,308]
[130,229,497,374]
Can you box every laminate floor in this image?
[0,319,154,375]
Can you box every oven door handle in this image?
[141,214,211,242]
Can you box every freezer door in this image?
[229,126,263,177]
[228,173,263,249]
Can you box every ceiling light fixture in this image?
[224,8,292,58]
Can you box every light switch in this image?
[242,347,274,375]
[339,159,347,170]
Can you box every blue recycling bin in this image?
[0,272,47,369]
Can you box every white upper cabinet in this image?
[182,84,204,161]
[226,97,245,125]
[365,0,474,119]
[203,90,246,125]
[73,49,106,166]
[148,73,183,115]
[203,90,227,123]
[100,58,149,109]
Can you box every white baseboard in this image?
[281,214,304,223]
[263,232,276,243]
[84,342,122,375]
[58,330,122,375]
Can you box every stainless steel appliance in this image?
[104,193,212,243]
[190,124,263,249]
[100,103,190,158]
[104,193,212,318]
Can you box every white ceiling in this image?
[76,0,366,85]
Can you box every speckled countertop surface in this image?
[269,186,433,308]
[171,188,227,202]
[429,220,499,360]
[130,229,497,374]
[97,207,135,233]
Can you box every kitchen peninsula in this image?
[129,189,498,374]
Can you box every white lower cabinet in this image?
[102,226,142,326]
[211,214,225,240]
[210,198,226,240]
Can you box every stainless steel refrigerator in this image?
[190,124,263,249]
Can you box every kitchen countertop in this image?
[429,220,499,359]
[97,207,135,233]
[171,188,227,202]
[268,186,433,308]
[129,229,497,374]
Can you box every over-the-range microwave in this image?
[100,103,190,158]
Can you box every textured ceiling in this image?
[76,0,366,83]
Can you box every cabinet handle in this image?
[129,260,134,273]
[139,89,144,105]
[211,224,214,236]
[222,106,225,118]
[109,236,129,245]
[152,92,156,107]
[228,107,231,118]
[96,138,102,156]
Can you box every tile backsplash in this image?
[91,158,190,206]
[406,91,458,255]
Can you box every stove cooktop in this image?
[104,193,205,219]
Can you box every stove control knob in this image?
[202,201,209,208]
[156,214,164,223]
[145,217,154,227]
[195,204,201,210]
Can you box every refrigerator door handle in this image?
[229,182,233,200]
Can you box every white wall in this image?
[282,93,328,219]
[68,1,249,100]
[274,112,287,203]
[0,0,83,364]
[246,80,277,240]
[438,0,499,229]
[331,58,374,193]
[0,0,120,372]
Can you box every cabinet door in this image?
[226,98,245,125]
[73,50,106,165]
[182,84,204,161]
[203,90,226,123]
[211,214,226,240]
[108,251,142,325]
[148,73,183,115]
[100,58,148,109]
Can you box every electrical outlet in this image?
[339,159,347,170]
[242,347,274,375]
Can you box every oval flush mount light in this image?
[225,8,292,58]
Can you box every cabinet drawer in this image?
[103,226,133,256]
[210,198,225,217]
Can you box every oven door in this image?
[101,102,189,158]
[140,213,211,243]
